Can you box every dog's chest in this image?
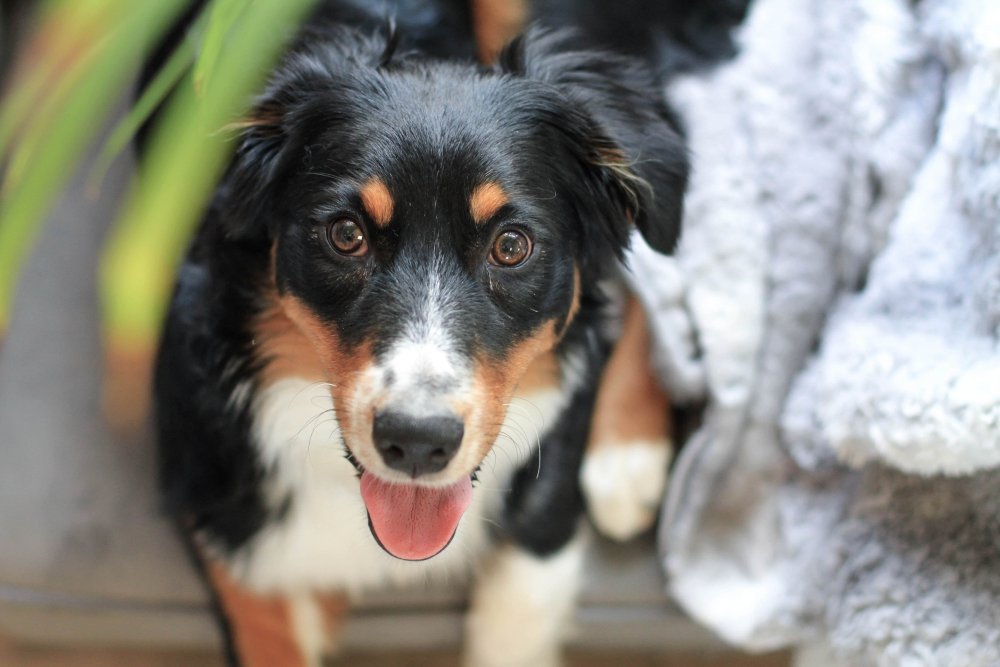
[226,378,568,596]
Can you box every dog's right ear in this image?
[220,102,290,240]
[220,27,400,240]
[220,48,344,241]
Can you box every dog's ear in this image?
[221,28,400,240]
[221,102,290,240]
[220,57,331,240]
[499,28,688,256]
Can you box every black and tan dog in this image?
[154,1,691,665]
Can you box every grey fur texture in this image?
[631,0,1000,664]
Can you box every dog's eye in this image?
[327,218,368,256]
[489,230,532,267]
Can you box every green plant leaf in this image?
[0,0,190,334]
[99,0,321,346]
[193,0,247,95]
[0,2,116,167]
[89,7,211,190]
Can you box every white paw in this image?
[581,440,671,541]
[465,541,583,667]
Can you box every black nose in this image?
[372,411,464,477]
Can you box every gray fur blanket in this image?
[631,0,1000,664]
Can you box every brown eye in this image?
[489,229,532,267]
[327,218,368,256]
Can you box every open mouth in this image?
[346,452,474,561]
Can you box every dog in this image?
[153,1,688,665]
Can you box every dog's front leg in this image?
[206,560,346,667]
[466,536,587,667]
[466,362,601,667]
[582,292,673,541]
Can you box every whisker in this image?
[290,407,335,441]
[306,415,341,464]
[463,511,504,530]
[504,410,543,479]
[499,405,544,477]
[508,396,546,423]
[288,380,334,404]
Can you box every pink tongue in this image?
[360,473,473,561]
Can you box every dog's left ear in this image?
[499,28,688,255]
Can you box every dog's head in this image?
[226,27,686,560]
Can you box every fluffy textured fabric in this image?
[632,0,1000,664]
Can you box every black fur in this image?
[501,331,608,555]
[155,230,273,551]
[532,0,752,76]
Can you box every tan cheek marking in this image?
[516,269,580,394]
[514,349,560,395]
[466,270,581,460]
[205,560,309,667]
[261,249,378,453]
[253,300,326,387]
[254,250,328,387]
[254,249,327,387]
[471,321,559,459]
[360,178,394,227]
[279,295,376,443]
[469,182,509,224]
[587,294,672,451]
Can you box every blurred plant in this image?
[0,0,319,347]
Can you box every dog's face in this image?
[226,29,686,560]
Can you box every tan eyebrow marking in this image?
[360,178,394,227]
[469,182,508,224]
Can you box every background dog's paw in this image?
[581,439,672,541]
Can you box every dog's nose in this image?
[372,411,464,477]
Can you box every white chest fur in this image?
[228,378,569,597]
